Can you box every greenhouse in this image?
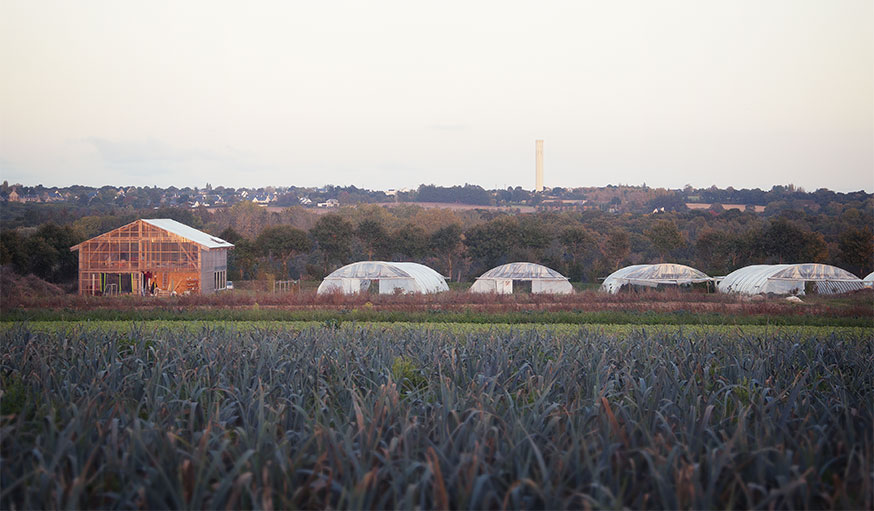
[717,263,865,296]
[469,262,573,294]
[316,261,448,295]
[865,271,874,283]
[601,263,711,294]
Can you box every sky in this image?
[1,0,872,192]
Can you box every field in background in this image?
[2,323,871,509]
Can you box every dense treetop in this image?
[1,183,871,286]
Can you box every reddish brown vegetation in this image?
[0,266,68,301]
[4,285,872,319]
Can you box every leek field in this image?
[1,323,872,509]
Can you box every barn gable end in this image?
[71,219,233,296]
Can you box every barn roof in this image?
[141,219,233,249]
[71,219,233,251]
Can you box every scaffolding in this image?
[273,279,299,294]
[71,219,226,296]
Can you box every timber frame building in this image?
[70,219,234,296]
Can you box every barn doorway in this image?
[101,273,136,295]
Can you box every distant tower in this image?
[535,139,544,192]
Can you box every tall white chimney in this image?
[535,139,544,192]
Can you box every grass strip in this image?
[2,307,872,327]
[3,320,871,340]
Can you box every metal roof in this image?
[142,219,234,249]
[601,263,711,294]
[475,262,569,281]
[718,263,864,295]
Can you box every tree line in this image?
[2,197,871,288]
[4,181,872,230]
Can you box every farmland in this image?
[4,287,873,325]
[2,321,872,509]
[1,319,872,340]
[3,1,873,507]
[2,288,872,509]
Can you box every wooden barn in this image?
[70,219,234,296]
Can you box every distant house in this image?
[7,190,20,202]
[685,203,765,213]
[70,219,234,296]
[385,188,412,196]
[539,198,587,210]
[19,193,43,203]
[317,198,339,208]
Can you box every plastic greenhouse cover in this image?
[717,264,788,295]
[601,264,710,294]
[815,280,865,294]
[718,263,864,295]
[865,272,874,282]
[475,262,570,281]
[317,261,448,294]
[768,263,861,281]
[530,279,573,294]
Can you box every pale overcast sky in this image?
[1,0,872,192]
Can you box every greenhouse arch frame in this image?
[316,261,448,295]
[469,262,573,294]
[717,263,865,295]
[601,263,711,294]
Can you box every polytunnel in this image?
[600,263,711,294]
[469,262,573,294]
[316,261,448,295]
[864,271,874,283]
[717,263,865,296]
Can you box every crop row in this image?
[1,325,872,509]
[2,320,872,342]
